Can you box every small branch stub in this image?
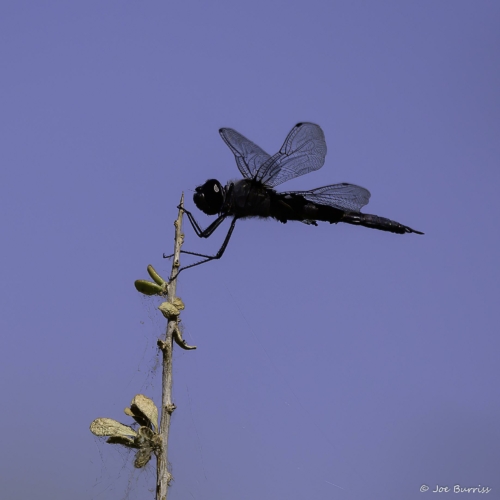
[157,339,169,351]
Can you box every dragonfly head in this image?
[193,179,225,215]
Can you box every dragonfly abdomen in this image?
[341,213,424,235]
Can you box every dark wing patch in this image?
[283,183,371,212]
[255,122,327,187]
[219,128,271,179]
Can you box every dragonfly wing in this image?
[283,183,371,212]
[219,128,271,179]
[255,122,327,187]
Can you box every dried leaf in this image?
[125,407,150,428]
[106,436,138,448]
[90,418,137,438]
[131,395,158,431]
[124,407,134,417]
[134,447,153,468]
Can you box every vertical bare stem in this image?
[156,194,184,500]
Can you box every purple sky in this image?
[1,1,499,499]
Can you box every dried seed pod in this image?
[134,280,164,296]
[147,265,167,286]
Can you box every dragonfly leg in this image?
[180,206,227,238]
[167,217,238,275]
[163,212,227,259]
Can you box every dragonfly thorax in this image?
[193,179,225,215]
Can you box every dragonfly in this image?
[164,122,423,273]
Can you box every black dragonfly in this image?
[165,122,423,273]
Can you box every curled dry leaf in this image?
[173,325,196,350]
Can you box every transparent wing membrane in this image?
[256,122,327,187]
[219,128,271,179]
[283,183,371,212]
[220,122,327,187]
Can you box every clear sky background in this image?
[1,1,499,499]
